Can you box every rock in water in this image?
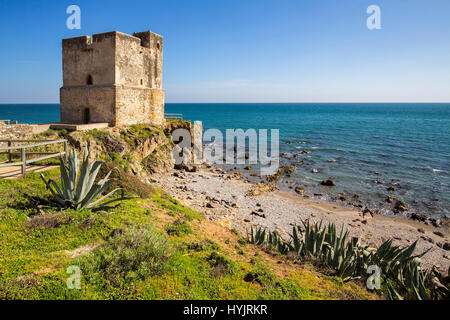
[386,196,396,203]
[321,179,335,186]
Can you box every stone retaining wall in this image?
[0,123,50,142]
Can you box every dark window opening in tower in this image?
[87,74,93,85]
[83,108,91,124]
[156,43,160,50]
[140,79,143,85]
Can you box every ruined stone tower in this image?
[60,30,164,126]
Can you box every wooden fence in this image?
[0,139,67,176]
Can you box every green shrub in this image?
[167,219,192,236]
[207,252,239,276]
[244,266,277,287]
[237,238,247,245]
[78,225,172,287]
[98,162,155,198]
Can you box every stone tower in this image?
[60,30,164,126]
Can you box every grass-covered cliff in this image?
[0,169,376,299]
[0,124,377,300]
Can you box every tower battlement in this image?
[60,30,165,126]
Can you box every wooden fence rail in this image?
[0,139,67,176]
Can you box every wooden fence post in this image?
[7,141,12,163]
[21,148,26,176]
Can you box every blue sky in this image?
[0,0,449,103]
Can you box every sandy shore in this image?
[153,166,450,272]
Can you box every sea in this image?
[1,103,449,219]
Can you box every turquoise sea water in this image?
[1,103,449,218]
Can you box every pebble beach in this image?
[154,165,450,272]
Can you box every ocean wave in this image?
[430,167,446,173]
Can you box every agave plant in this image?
[366,239,432,299]
[40,147,125,210]
[248,226,267,245]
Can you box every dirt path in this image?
[0,165,58,179]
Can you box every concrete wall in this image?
[60,30,165,126]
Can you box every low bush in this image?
[78,225,172,287]
[207,252,239,276]
[98,162,155,198]
[166,219,192,236]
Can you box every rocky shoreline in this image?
[153,164,450,273]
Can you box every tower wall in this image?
[60,86,116,124]
[60,30,165,126]
[62,32,116,86]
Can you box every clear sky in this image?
[0,0,449,103]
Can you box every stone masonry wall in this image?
[60,30,165,126]
[0,123,50,142]
[60,86,116,124]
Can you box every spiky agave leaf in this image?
[40,147,124,211]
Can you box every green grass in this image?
[0,170,377,300]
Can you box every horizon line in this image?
[1,101,450,105]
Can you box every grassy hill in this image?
[0,169,376,300]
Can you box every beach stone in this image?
[411,213,428,222]
[206,202,216,208]
[246,183,276,197]
[387,186,395,192]
[434,231,445,238]
[429,218,440,228]
[393,200,407,213]
[421,236,435,244]
[386,196,396,203]
[250,211,266,218]
[294,187,304,195]
[443,243,450,251]
[321,179,335,186]
[362,208,374,218]
[280,165,295,175]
